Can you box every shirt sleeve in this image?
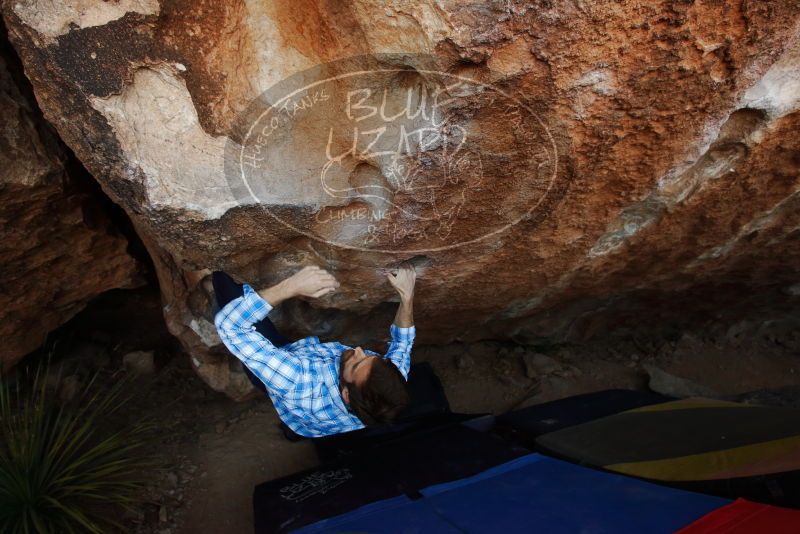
[214,283,297,396]
[384,324,415,379]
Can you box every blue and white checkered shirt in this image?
[214,284,415,437]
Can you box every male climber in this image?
[213,264,416,438]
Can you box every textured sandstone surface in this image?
[2,1,799,398]
[0,29,142,368]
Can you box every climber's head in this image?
[339,346,409,425]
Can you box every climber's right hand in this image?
[259,265,339,306]
[284,265,340,299]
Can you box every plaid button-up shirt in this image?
[214,284,415,437]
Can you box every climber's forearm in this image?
[258,281,294,308]
[393,296,414,328]
[387,263,416,328]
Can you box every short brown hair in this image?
[345,358,410,425]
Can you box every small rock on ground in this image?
[523,353,562,378]
[644,364,718,398]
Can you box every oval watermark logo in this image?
[224,54,558,255]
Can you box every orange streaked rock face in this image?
[2,1,798,397]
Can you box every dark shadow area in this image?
[1,16,154,282]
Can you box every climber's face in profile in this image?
[338,347,410,425]
[339,347,377,401]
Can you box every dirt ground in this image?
[25,287,800,534]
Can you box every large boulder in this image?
[2,1,799,397]
[0,22,142,369]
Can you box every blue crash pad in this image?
[295,454,729,533]
[293,494,460,533]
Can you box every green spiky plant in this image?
[0,360,157,533]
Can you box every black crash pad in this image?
[253,418,529,533]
